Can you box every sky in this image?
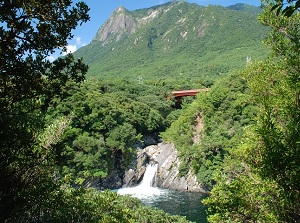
[50,0,261,60]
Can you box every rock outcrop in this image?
[122,149,147,188]
[94,6,137,45]
[88,136,206,192]
[123,142,207,193]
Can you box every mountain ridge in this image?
[74,2,268,88]
[92,2,262,46]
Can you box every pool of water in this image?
[117,164,208,223]
[118,186,208,223]
[142,188,207,223]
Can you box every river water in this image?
[117,164,208,223]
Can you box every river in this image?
[117,164,208,223]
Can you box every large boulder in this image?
[122,148,148,187]
[152,143,206,192]
[123,142,207,193]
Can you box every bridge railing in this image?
[171,88,209,98]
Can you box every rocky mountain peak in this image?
[93,6,137,45]
[115,6,126,13]
[76,2,268,78]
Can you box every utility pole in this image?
[246,56,252,67]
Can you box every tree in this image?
[204,1,300,222]
[0,0,89,221]
[0,0,89,111]
[270,0,300,16]
[253,2,300,220]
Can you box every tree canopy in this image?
[203,1,300,222]
[46,79,173,188]
[270,0,300,16]
[0,0,90,220]
[0,2,192,222]
[0,0,89,112]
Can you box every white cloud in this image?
[76,36,87,47]
[46,36,85,62]
[62,45,77,56]
[53,36,86,58]
[76,37,82,45]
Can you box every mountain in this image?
[227,3,262,14]
[74,2,269,88]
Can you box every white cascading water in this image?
[139,163,157,187]
[117,164,206,222]
[117,163,164,199]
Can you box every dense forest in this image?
[203,2,300,220]
[0,1,189,222]
[161,72,258,190]
[46,79,176,187]
[1,0,299,222]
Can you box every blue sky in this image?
[50,0,261,60]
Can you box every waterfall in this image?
[139,163,157,187]
[117,163,207,223]
[117,163,163,198]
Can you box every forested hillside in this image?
[2,0,299,222]
[75,2,269,88]
[46,79,176,187]
[161,72,257,190]
[0,1,191,222]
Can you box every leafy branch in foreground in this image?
[204,1,300,222]
[0,0,89,221]
[7,186,192,223]
[269,0,300,17]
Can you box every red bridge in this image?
[171,88,209,98]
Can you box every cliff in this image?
[123,142,207,193]
[93,6,137,45]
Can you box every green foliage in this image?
[1,2,89,112]
[38,116,73,150]
[106,123,139,150]
[203,128,285,223]
[162,73,257,189]
[47,78,175,186]
[75,2,269,88]
[204,170,283,223]
[204,3,300,222]
[5,186,191,223]
[269,0,300,17]
[0,1,90,221]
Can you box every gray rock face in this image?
[123,142,207,192]
[94,6,136,45]
[88,136,205,192]
[122,149,147,188]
